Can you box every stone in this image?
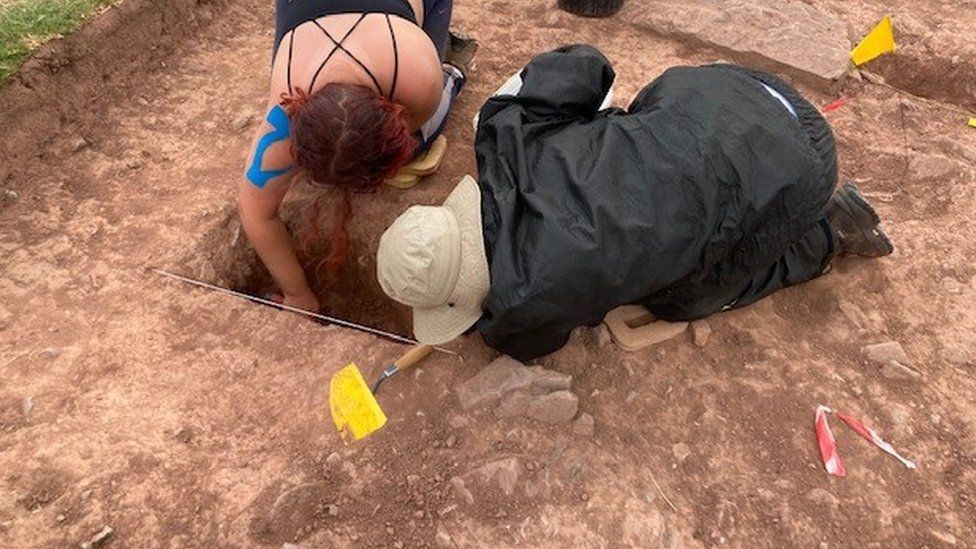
[471,458,522,496]
[80,526,113,549]
[862,341,909,366]
[524,391,578,424]
[930,530,957,546]
[21,396,33,415]
[496,391,532,418]
[911,154,956,180]
[620,0,851,88]
[327,504,338,517]
[449,476,474,505]
[593,324,612,348]
[455,356,572,411]
[445,435,457,448]
[455,356,524,410]
[283,544,300,549]
[691,320,712,347]
[672,442,691,463]
[435,530,453,547]
[881,361,921,381]
[40,347,60,360]
[325,452,342,468]
[572,413,595,438]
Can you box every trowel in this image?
[329,344,434,444]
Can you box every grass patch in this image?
[0,0,117,85]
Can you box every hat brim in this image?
[412,176,490,345]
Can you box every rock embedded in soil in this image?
[80,525,113,549]
[881,361,921,381]
[672,442,691,463]
[862,341,909,366]
[435,529,453,547]
[470,458,523,496]
[524,391,579,424]
[456,355,578,425]
[621,0,851,88]
[449,476,474,505]
[691,320,712,347]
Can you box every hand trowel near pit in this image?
[329,344,434,444]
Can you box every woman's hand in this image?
[282,288,321,313]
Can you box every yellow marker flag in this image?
[969,118,976,129]
[851,15,896,66]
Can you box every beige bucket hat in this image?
[377,175,490,345]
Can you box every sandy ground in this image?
[1,0,975,547]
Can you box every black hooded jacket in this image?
[473,45,836,360]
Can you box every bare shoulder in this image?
[391,22,444,127]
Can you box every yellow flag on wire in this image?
[851,16,896,66]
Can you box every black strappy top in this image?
[274,0,417,99]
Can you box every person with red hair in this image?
[238,0,476,312]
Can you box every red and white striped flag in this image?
[835,412,917,470]
[815,406,846,477]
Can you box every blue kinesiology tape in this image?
[247,105,293,188]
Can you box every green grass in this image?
[0,0,117,85]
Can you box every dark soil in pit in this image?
[1,0,975,547]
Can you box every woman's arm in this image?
[237,105,320,312]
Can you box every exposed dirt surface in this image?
[1,0,975,547]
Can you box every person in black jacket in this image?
[375,45,893,361]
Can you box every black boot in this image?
[446,31,479,77]
[827,182,894,258]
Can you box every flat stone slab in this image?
[621,0,851,88]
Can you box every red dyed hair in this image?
[282,83,417,287]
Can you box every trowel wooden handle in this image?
[395,345,434,372]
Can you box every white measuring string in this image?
[152,268,458,356]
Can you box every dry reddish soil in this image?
[2,0,975,547]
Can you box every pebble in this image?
[283,544,300,549]
[40,347,60,360]
[445,435,457,448]
[448,415,469,429]
[68,136,89,153]
[449,476,474,505]
[625,390,638,404]
[80,525,113,549]
[435,530,453,547]
[593,324,612,348]
[22,396,34,415]
[691,320,712,347]
[327,504,338,517]
[412,510,424,519]
[672,442,691,463]
[57,514,65,522]
[407,474,420,487]
[386,526,394,535]
[862,341,909,366]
